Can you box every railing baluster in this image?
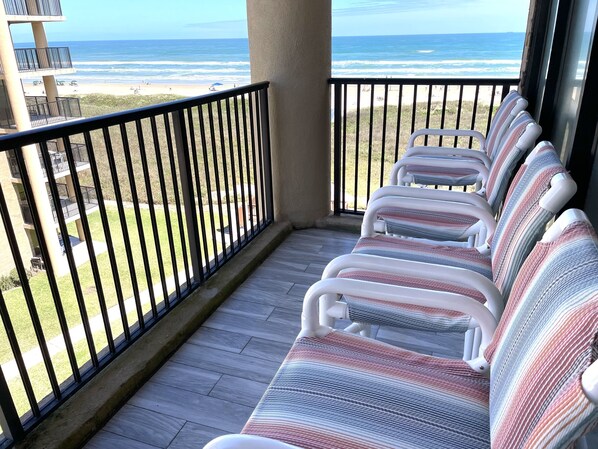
[240,95,255,237]
[172,111,202,285]
[379,84,389,188]
[354,83,361,213]
[247,92,262,227]
[333,81,342,214]
[233,96,248,241]
[469,85,481,148]
[258,87,273,222]
[394,84,403,161]
[424,84,433,145]
[439,84,448,146]
[216,101,234,257]
[198,106,220,269]
[150,117,180,301]
[341,83,348,211]
[207,103,228,262]
[163,114,191,288]
[186,107,210,278]
[225,98,242,251]
[366,83,375,202]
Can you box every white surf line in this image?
[1,270,189,383]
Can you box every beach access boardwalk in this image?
[84,228,465,449]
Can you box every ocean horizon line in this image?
[13,31,525,46]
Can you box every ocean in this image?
[17,33,525,85]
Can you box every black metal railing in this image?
[8,142,89,178]
[2,0,62,16]
[0,82,272,446]
[330,77,520,214]
[26,96,82,127]
[12,48,73,72]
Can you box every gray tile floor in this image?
[84,228,466,449]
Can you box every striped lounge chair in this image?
[368,111,541,241]
[205,210,598,449]
[396,90,528,188]
[319,142,575,344]
[373,110,541,243]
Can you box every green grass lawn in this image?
[1,202,229,416]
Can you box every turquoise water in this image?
[17,33,525,84]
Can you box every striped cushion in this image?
[403,161,481,187]
[485,111,534,212]
[490,142,566,297]
[353,234,492,279]
[403,90,523,186]
[486,222,598,449]
[243,331,490,449]
[378,206,479,241]
[340,269,484,332]
[485,90,524,158]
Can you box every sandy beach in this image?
[22,81,239,98]
[22,79,505,110]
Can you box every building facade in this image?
[0,0,95,276]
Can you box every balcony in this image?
[2,0,63,18]
[26,96,81,127]
[10,47,74,73]
[0,96,82,129]
[7,141,89,179]
[19,184,98,226]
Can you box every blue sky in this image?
[10,0,530,42]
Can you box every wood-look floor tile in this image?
[210,375,269,407]
[203,311,299,344]
[167,422,227,449]
[171,343,281,383]
[151,361,221,395]
[102,405,185,448]
[85,430,162,449]
[186,327,251,353]
[218,298,274,320]
[241,337,293,363]
[130,382,253,433]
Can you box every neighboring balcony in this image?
[20,183,99,227]
[11,47,74,74]
[26,95,82,127]
[7,141,90,180]
[0,96,82,129]
[2,0,64,20]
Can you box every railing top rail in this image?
[0,82,270,152]
[328,77,520,85]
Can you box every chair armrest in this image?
[368,185,493,215]
[405,146,492,169]
[408,128,486,149]
[321,253,503,320]
[361,196,496,247]
[390,156,489,185]
[205,435,301,449]
[300,278,496,372]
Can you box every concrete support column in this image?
[32,22,59,111]
[0,6,65,274]
[247,0,331,228]
[65,175,85,241]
